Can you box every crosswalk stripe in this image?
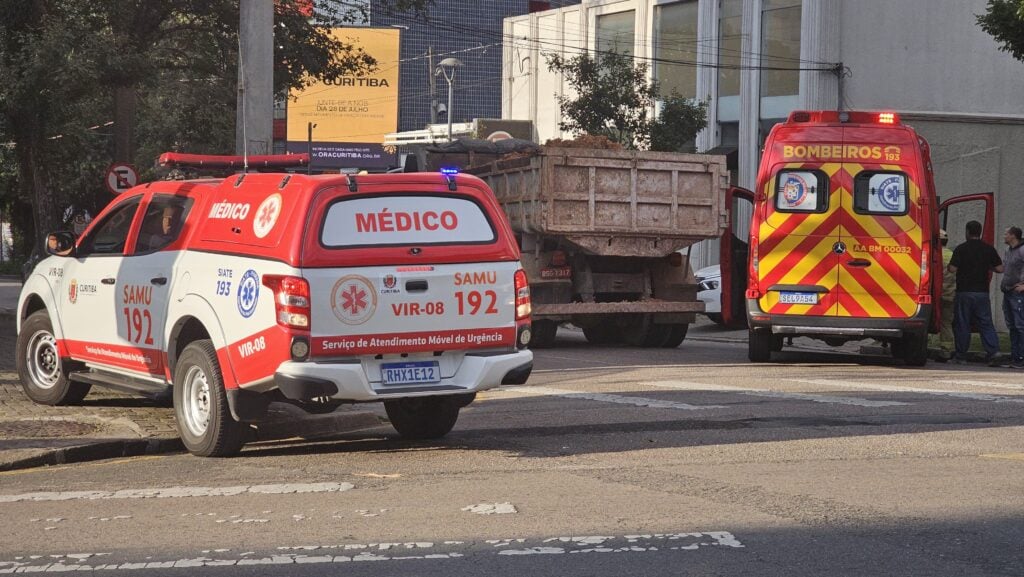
[937,379,1024,391]
[518,386,725,411]
[790,379,1024,403]
[648,380,908,408]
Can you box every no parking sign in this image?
[105,163,138,194]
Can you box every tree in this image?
[977,0,1024,60]
[0,0,432,261]
[545,50,707,151]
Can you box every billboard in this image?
[287,27,400,169]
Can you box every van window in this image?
[854,172,908,216]
[321,195,496,248]
[774,170,827,213]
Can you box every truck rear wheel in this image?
[582,325,617,344]
[174,340,247,457]
[17,311,90,405]
[661,324,689,348]
[748,329,773,362]
[528,320,558,348]
[385,397,460,439]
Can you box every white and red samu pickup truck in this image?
[17,155,534,456]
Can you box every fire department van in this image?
[721,111,993,365]
[17,154,534,456]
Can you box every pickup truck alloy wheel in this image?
[173,340,246,457]
[16,310,90,405]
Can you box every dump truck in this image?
[427,144,729,348]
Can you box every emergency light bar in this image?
[158,152,310,169]
[786,111,901,125]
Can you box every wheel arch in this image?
[18,273,60,338]
[166,295,236,387]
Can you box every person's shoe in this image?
[949,357,966,365]
[1012,359,1024,369]
[986,355,1002,367]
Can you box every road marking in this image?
[938,379,1024,391]
[648,380,908,408]
[0,482,354,504]
[518,386,725,410]
[791,379,1024,403]
[0,532,744,572]
[979,453,1024,461]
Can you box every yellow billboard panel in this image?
[287,27,400,169]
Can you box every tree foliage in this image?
[0,0,431,263]
[545,50,707,152]
[977,0,1024,60]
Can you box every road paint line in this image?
[518,386,725,410]
[938,379,1024,391]
[649,380,908,408]
[791,379,1024,403]
[0,482,354,504]
[0,532,744,572]
[531,364,712,374]
[979,453,1024,461]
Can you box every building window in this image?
[654,1,698,100]
[596,10,635,56]
[760,0,801,119]
[717,0,742,121]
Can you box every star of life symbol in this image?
[331,275,377,325]
[877,177,903,211]
[253,193,282,239]
[237,270,260,318]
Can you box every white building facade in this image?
[503,0,1024,268]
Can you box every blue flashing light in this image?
[440,167,460,176]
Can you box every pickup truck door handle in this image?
[847,259,871,267]
[150,277,168,286]
[101,278,116,285]
[406,280,428,292]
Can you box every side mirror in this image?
[46,231,76,257]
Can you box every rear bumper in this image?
[269,349,534,402]
[747,299,932,338]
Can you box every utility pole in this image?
[428,47,438,125]
[236,0,273,156]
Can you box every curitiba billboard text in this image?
[287,27,400,170]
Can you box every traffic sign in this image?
[105,163,138,194]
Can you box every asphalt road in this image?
[1,329,1022,576]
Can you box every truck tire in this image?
[529,320,558,348]
[174,340,247,457]
[661,324,689,348]
[641,324,671,347]
[748,329,773,362]
[16,310,90,405]
[901,333,928,367]
[385,397,460,439]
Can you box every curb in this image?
[0,438,183,472]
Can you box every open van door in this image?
[935,192,995,332]
[721,186,755,327]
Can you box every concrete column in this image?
[696,0,720,153]
[800,0,840,111]
[738,0,762,189]
[236,0,274,157]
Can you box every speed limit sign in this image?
[105,163,138,194]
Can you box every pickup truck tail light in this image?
[262,275,311,330]
[514,269,531,320]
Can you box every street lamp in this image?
[435,57,463,142]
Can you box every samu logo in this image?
[237,269,260,318]
[877,176,904,211]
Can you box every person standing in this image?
[936,229,956,361]
[999,226,1024,368]
[948,220,1003,364]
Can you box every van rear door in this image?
[302,189,521,358]
[756,131,842,318]
[836,127,924,320]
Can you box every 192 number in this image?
[123,307,153,345]
[455,290,498,315]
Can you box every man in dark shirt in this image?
[948,220,1004,364]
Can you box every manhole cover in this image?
[0,420,100,438]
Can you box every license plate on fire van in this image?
[381,361,441,386]
[778,291,818,305]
